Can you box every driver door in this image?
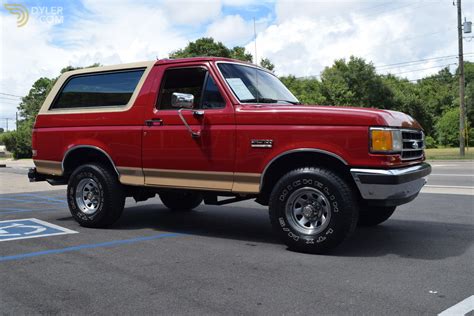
[142,63,235,191]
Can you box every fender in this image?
[260,148,348,189]
[62,145,119,176]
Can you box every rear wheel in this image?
[358,206,396,226]
[67,164,125,228]
[269,167,359,254]
[159,191,203,211]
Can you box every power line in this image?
[361,2,425,19]
[0,99,21,104]
[375,54,474,71]
[387,63,457,75]
[0,92,22,98]
[0,96,21,101]
[375,54,466,69]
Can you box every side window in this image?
[201,76,226,109]
[157,67,226,110]
[51,69,145,109]
[157,67,207,110]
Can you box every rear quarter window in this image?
[51,68,145,109]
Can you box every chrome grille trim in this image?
[401,129,424,161]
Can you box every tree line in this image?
[1,37,472,158]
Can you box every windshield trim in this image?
[214,61,299,105]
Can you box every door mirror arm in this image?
[178,109,201,138]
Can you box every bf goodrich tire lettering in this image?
[269,167,359,254]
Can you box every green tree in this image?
[320,56,393,108]
[230,46,253,62]
[260,58,275,71]
[280,75,326,104]
[18,77,55,126]
[170,37,269,65]
[382,75,434,136]
[170,37,231,59]
[2,124,32,159]
[417,67,456,125]
[436,108,463,147]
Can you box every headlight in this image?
[369,127,403,153]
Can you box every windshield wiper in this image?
[241,98,300,105]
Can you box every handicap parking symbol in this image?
[0,218,77,242]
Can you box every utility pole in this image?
[457,0,466,156]
[5,118,8,132]
[15,112,18,130]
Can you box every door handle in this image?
[145,119,163,127]
[193,110,205,118]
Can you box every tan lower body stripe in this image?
[34,160,63,176]
[118,167,261,193]
[143,168,234,191]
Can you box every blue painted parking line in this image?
[0,197,66,205]
[13,193,66,204]
[0,208,64,215]
[0,232,182,262]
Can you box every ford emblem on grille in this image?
[412,141,419,149]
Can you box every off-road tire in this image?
[159,191,203,211]
[269,167,358,254]
[67,164,125,228]
[358,206,396,227]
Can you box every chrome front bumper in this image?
[350,163,431,206]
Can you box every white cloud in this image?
[248,0,474,79]
[275,0,363,23]
[163,0,222,25]
[206,14,254,46]
[0,14,67,124]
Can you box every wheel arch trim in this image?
[260,148,349,189]
[62,145,120,176]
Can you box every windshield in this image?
[217,63,299,104]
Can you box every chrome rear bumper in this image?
[350,163,431,206]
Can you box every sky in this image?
[0,0,473,130]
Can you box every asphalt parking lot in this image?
[0,160,473,315]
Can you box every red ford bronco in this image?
[29,57,431,253]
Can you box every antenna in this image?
[253,17,257,64]
[253,17,259,103]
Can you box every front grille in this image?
[401,130,424,161]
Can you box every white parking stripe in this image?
[438,295,474,316]
[425,185,474,189]
[421,186,474,195]
[430,174,474,177]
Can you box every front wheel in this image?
[159,191,203,211]
[358,206,396,227]
[269,167,359,254]
[67,164,125,228]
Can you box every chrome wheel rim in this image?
[75,178,101,215]
[285,187,332,235]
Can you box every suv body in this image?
[29,57,431,253]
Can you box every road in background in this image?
[422,160,474,195]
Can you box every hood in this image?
[236,104,422,129]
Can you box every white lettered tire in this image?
[67,164,125,228]
[269,167,358,254]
